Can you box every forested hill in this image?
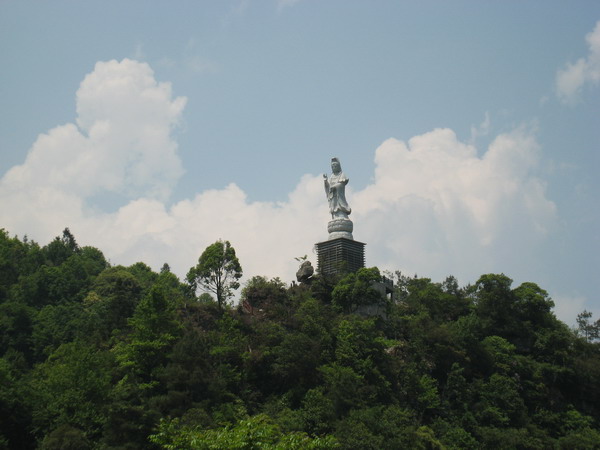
[1,228,600,449]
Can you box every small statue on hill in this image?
[323,157,354,240]
[323,157,351,220]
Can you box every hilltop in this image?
[1,229,599,449]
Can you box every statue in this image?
[323,157,351,219]
[323,157,353,240]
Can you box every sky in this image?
[1,1,599,325]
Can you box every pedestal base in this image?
[327,218,353,240]
[315,238,365,276]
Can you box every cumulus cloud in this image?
[0,59,562,317]
[3,59,185,203]
[556,20,600,104]
[353,127,556,284]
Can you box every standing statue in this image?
[323,157,354,240]
[323,157,351,219]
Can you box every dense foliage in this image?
[1,228,599,449]
[186,240,243,310]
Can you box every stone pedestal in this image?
[327,218,353,240]
[315,238,365,276]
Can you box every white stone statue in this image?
[323,157,353,239]
[323,157,351,219]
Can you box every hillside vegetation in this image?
[1,229,599,449]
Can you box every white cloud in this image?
[0,59,562,318]
[2,59,186,203]
[556,20,600,104]
[353,127,556,284]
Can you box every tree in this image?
[240,276,289,318]
[575,310,600,342]
[0,229,43,302]
[331,267,383,313]
[28,341,113,442]
[149,414,339,449]
[0,357,34,449]
[472,274,518,339]
[186,240,242,309]
[40,424,91,450]
[80,267,143,343]
[43,228,80,267]
[113,284,182,382]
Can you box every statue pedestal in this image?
[315,237,365,276]
[327,218,353,240]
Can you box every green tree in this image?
[29,341,113,442]
[187,240,242,310]
[575,310,600,342]
[442,363,472,424]
[39,424,91,450]
[475,373,525,428]
[149,414,339,449]
[127,262,159,294]
[333,318,391,400]
[102,282,183,449]
[240,276,288,318]
[159,324,217,416]
[0,357,34,449]
[271,331,322,393]
[331,267,382,313]
[113,284,182,383]
[334,406,433,450]
[480,336,516,375]
[31,303,84,360]
[43,228,80,267]
[472,274,519,341]
[0,229,43,302]
[80,267,143,343]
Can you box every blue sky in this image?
[1,1,598,324]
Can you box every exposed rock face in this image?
[296,260,314,283]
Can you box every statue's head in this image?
[331,157,341,174]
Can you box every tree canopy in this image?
[1,229,599,449]
[186,240,243,310]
